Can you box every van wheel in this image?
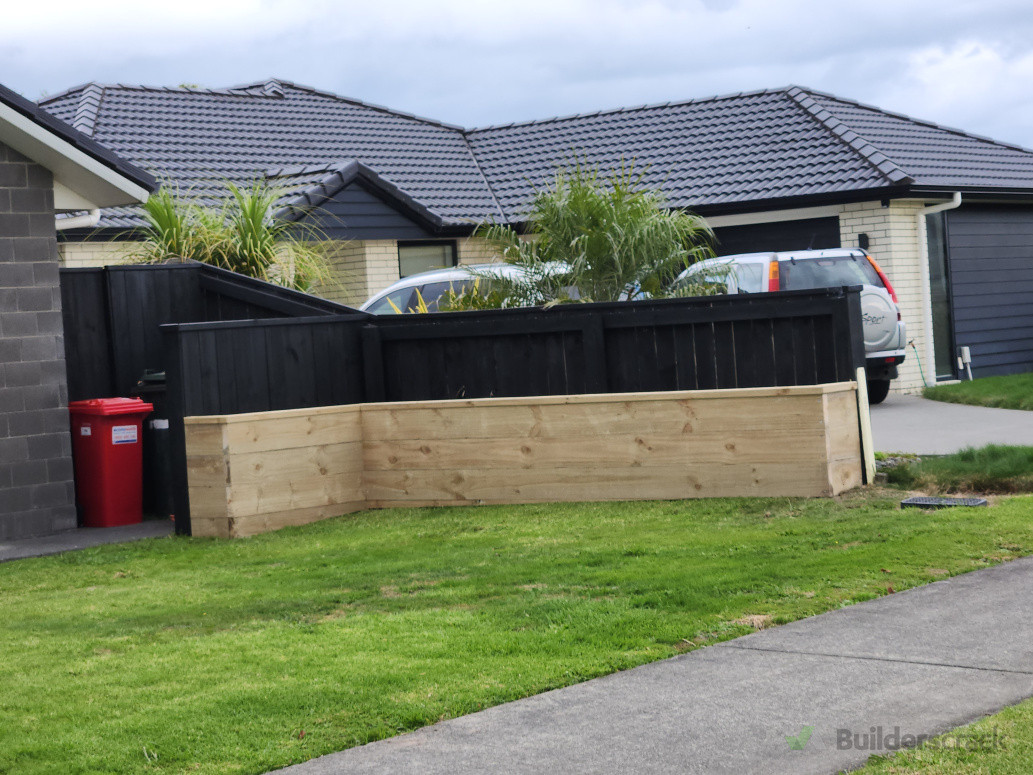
[867,379,891,405]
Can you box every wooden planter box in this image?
[185,383,864,538]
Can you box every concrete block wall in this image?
[839,200,930,393]
[0,142,77,539]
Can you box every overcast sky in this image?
[5,0,1033,146]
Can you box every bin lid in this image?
[68,398,154,417]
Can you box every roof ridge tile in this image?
[785,87,914,185]
[464,86,789,135]
[70,84,105,137]
[796,86,1033,155]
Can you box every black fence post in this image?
[582,316,608,394]
[361,325,386,402]
[833,286,866,381]
[161,324,192,536]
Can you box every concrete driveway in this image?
[871,393,1033,454]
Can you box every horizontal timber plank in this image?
[828,459,863,494]
[228,502,366,538]
[188,485,231,520]
[192,408,363,454]
[183,423,226,457]
[364,462,832,504]
[361,396,824,441]
[228,442,363,485]
[190,517,231,539]
[186,454,230,489]
[226,474,364,518]
[363,431,828,470]
[364,383,856,411]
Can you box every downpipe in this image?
[55,209,100,231]
[915,192,962,386]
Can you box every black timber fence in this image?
[59,262,352,401]
[160,285,864,535]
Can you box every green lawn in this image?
[884,444,1033,493]
[924,371,1033,411]
[4,493,1033,774]
[856,696,1033,773]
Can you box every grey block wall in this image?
[0,141,77,539]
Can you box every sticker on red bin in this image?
[111,425,138,444]
[80,425,92,436]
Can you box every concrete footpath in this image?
[0,520,173,563]
[871,393,1033,454]
[278,557,1033,775]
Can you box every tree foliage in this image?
[461,162,714,308]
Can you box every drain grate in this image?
[901,496,988,509]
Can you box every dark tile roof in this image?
[41,79,501,228]
[798,88,1033,191]
[0,82,157,193]
[39,81,1033,231]
[465,87,907,220]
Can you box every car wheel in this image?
[867,379,891,405]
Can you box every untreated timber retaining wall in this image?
[185,383,863,538]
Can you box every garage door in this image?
[947,205,1033,377]
[711,217,840,257]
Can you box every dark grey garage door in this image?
[947,205,1033,377]
[712,216,840,256]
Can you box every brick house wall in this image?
[0,142,78,539]
[839,200,930,393]
[57,240,134,268]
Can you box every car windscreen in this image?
[365,287,416,314]
[418,280,475,311]
[779,255,882,291]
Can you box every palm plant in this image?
[468,162,714,307]
[130,182,332,292]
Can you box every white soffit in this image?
[0,102,150,208]
[53,181,98,211]
[706,205,844,229]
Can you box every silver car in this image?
[674,248,906,403]
[360,263,572,314]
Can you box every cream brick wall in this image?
[317,239,400,307]
[319,237,503,307]
[457,236,500,265]
[839,200,931,394]
[58,241,137,268]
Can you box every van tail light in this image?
[865,254,898,304]
[767,260,780,292]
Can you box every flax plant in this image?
[130,182,332,292]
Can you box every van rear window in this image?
[779,255,882,291]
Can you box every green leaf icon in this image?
[786,725,814,750]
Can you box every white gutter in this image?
[916,192,962,385]
[55,209,100,231]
